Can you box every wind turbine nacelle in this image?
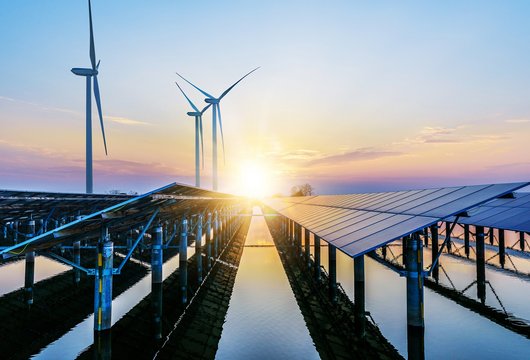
[187,112,201,116]
[71,67,98,76]
[205,98,219,104]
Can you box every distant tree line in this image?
[290,183,315,197]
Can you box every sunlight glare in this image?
[238,161,271,198]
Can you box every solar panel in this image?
[0,190,131,222]
[0,182,239,257]
[446,192,530,232]
[264,182,529,258]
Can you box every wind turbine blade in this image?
[219,67,260,100]
[93,75,108,155]
[88,0,96,70]
[217,104,225,165]
[199,116,205,168]
[175,72,214,99]
[200,103,212,115]
[175,81,199,112]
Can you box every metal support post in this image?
[464,224,470,258]
[329,243,337,303]
[152,225,163,285]
[206,213,212,269]
[314,235,321,281]
[305,228,311,269]
[424,227,429,247]
[406,233,424,360]
[24,220,35,307]
[221,211,226,248]
[445,221,452,253]
[196,214,203,283]
[126,229,133,251]
[180,218,188,304]
[430,225,439,282]
[214,212,219,258]
[354,255,365,338]
[520,231,525,251]
[489,227,494,246]
[290,220,294,246]
[73,241,81,285]
[498,229,505,268]
[94,229,113,332]
[402,235,408,265]
[152,225,163,340]
[297,223,302,257]
[14,221,18,244]
[476,226,486,303]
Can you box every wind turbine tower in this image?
[176,68,259,191]
[175,81,211,188]
[71,0,108,194]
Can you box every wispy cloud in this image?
[0,95,151,126]
[308,147,402,166]
[486,162,530,170]
[505,119,530,124]
[0,139,181,192]
[399,125,510,146]
[106,115,152,126]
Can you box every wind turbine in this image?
[176,67,259,191]
[71,0,108,194]
[175,81,211,188]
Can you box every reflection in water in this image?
[0,256,69,297]
[216,208,319,360]
[322,245,530,359]
[34,247,195,360]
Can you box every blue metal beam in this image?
[44,251,94,275]
[116,208,160,274]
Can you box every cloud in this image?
[0,140,180,192]
[308,147,402,166]
[106,115,152,126]
[505,119,530,124]
[399,126,510,146]
[417,126,461,144]
[486,162,530,170]
[0,95,151,126]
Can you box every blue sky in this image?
[1,1,530,195]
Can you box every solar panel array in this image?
[0,190,130,222]
[0,182,239,256]
[447,192,530,233]
[264,183,529,258]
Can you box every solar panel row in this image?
[264,182,528,258]
[447,192,530,233]
[0,182,239,256]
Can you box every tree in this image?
[290,183,315,197]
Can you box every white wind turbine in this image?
[71,0,108,194]
[176,67,259,191]
[175,81,211,188]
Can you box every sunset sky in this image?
[1,1,530,196]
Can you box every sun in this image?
[237,161,271,198]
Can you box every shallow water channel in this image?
[216,207,319,359]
